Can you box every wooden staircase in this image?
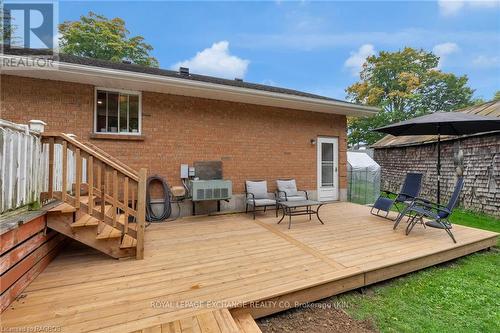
[41,133,147,259]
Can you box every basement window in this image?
[95,88,141,134]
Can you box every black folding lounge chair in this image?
[371,172,423,222]
[404,177,465,243]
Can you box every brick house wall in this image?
[1,75,348,212]
[374,134,500,217]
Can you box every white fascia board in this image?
[1,55,379,117]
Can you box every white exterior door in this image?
[317,137,339,201]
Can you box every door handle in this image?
[335,167,337,172]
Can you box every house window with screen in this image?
[95,89,141,134]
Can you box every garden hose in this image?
[145,175,172,222]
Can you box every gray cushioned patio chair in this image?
[245,180,278,219]
[276,179,308,202]
[404,177,464,243]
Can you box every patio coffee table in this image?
[277,200,325,229]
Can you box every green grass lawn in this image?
[335,208,500,333]
[450,209,500,246]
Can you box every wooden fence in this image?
[0,120,43,214]
[0,120,87,214]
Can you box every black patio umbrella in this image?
[374,112,500,204]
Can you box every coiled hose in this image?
[146,175,172,222]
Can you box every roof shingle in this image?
[3,48,363,106]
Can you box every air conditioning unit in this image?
[189,180,232,201]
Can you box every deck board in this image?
[1,202,496,333]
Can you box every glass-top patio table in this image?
[277,200,325,229]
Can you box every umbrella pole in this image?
[437,132,441,205]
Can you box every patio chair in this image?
[245,180,278,220]
[404,177,464,243]
[370,172,423,224]
[276,179,308,202]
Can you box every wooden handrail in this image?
[42,132,139,181]
[80,139,138,176]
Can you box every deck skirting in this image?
[232,235,497,319]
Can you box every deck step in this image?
[117,214,138,231]
[102,204,116,218]
[80,195,96,206]
[96,223,122,240]
[135,309,251,333]
[232,312,262,333]
[92,204,115,218]
[72,214,100,228]
[48,202,77,214]
[120,234,137,249]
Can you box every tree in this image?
[415,71,475,114]
[1,10,16,46]
[493,91,500,101]
[346,48,474,146]
[59,12,158,67]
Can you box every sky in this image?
[58,0,500,101]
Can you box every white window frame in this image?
[94,87,142,135]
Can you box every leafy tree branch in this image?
[346,48,474,146]
[59,12,159,67]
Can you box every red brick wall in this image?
[1,74,347,193]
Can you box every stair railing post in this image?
[48,137,55,198]
[88,156,94,215]
[112,170,118,227]
[136,168,147,260]
[61,141,68,202]
[100,163,106,220]
[75,148,81,208]
[123,177,129,235]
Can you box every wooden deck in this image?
[1,202,497,333]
